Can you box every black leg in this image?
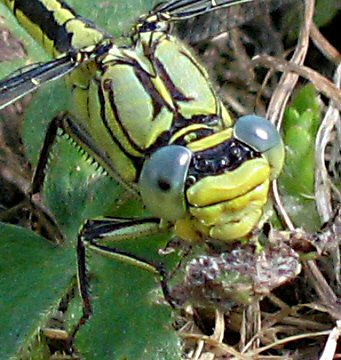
[28,113,69,241]
[69,217,176,341]
[31,113,65,195]
[68,235,93,344]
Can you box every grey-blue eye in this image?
[139,145,192,221]
[234,115,285,179]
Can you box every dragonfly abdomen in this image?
[1,0,108,57]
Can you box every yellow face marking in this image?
[189,180,269,226]
[186,158,270,207]
[186,128,233,153]
[189,179,270,242]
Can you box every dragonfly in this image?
[0,0,285,352]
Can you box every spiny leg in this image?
[32,112,139,195]
[71,217,176,343]
[31,113,66,196]
[29,111,141,239]
[28,113,84,240]
[29,113,68,241]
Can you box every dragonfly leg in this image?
[69,217,176,343]
[29,110,141,240]
[31,112,67,195]
[28,112,69,240]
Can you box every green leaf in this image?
[0,223,75,359]
[75,234,181,360]
[314,0,340,28]
[279,84,321,231]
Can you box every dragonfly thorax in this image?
[72,28,233,185]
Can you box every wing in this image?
[0,55,77,110]
[139,0,294,43]
[173,0,295,43]
[154,0,256,19]
[0,41,112,110]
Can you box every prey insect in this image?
[0,0,285,353]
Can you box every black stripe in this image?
[170,114,220,139]
[97,82,134,156]
[96,82,145,175]
[154,57,193,102]
[107,84,146,154]
[179,49,208,79]
[14,0,74,53]
[133,64,172,119]
[105,58,175,153]
[13,0,105,53]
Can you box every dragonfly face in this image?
[140,115,284,242]
[184,115,284,242]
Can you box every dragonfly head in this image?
[134,10,170,36]
[139,115,284,242]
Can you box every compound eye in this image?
[139,145,192,221]
[234,115,280,152]
[234,115,285,179]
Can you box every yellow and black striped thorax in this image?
[0,0,235,183]
[88,29,235,181]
